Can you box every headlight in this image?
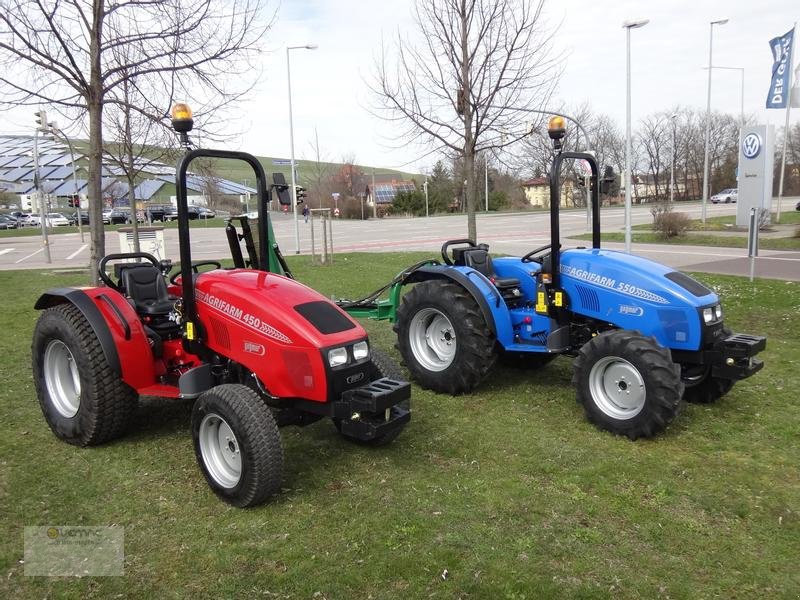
[328,347,348,367]
[714,304,723,321]
[702,307,714,323]
[353,341,369,361]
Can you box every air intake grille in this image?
[210,317,230,349]
[575,285,600,313]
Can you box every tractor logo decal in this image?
[742,133,761,160]
[244,341,266,356]
[195,290,293,344]
[561,265,669,304]
[346,372,365,385]
[619,304,644,317]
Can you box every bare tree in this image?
[306,129,335,209]
[103,75,176,252]
[0,0,270,282]
[372,0,560,241]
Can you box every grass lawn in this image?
[631,211,800,232]
[1,254,798,599]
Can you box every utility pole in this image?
[33,110,52,264]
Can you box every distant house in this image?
[365,179,417,207]
[521,177,573,208]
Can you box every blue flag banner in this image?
[766,27,795,109]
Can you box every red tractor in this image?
[30,107,410,507]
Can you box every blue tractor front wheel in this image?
[573,330,683,440]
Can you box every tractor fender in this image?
[35,288,122,376]
[402,265,500,336]
[34,287,157,389]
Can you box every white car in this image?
[711,188,737,204]
[102,208,114,224]
[46,212,70,227]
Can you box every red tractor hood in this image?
[192,269,368,402]
[193,269,367,351]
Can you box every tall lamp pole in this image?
[701,18,729,226]
[287,43,318,254]
[623,19,649,254]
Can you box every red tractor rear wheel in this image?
[32,303,136,446]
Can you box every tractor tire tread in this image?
[394,280,496,395]
[32,303,136,446]
[573,329,683,440]
[192,384,283,507]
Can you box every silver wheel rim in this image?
[588,356,646,420]
[199,413,242,488]
[43,340,81,418]
[408,307,456,372]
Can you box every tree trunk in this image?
[87,0,105,285]
[460,0,476,242]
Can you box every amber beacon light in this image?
[171,103,194,133]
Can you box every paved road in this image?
[1,202,798,281]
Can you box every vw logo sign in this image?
[742,133,762,159]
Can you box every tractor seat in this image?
[460,248,521,289]
[459,247,522,305]
[119,264,176,316]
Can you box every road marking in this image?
[0,248,14,257]
[67,244,87,260]
[15,247,44,263]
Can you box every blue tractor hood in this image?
[558,248,720,350]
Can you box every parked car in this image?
[163,206,180,221]
[144,204,172,222]
[711,188,737,204]
[9,211,32,226]
[0,215,18,229]
[795,200,800,212]
[102,208,114,224]
[108,209,129,224]
[197,206,216,219]
[46,213,70,227]
[27,214,41,226]
[68,211,90,226]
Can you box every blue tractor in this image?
[388,118,766,439]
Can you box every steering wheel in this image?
[521,244,553,264]
[170,261,223,284]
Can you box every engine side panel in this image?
[194,269,369,402]
[559,249,718,350]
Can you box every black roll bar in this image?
[175,149,270,336]
[548,151,601,288]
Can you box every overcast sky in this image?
[1,0,797,175]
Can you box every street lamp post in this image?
[51,124,85,242]
[287,43,318,254]
[702,65,745,127]
[623,18,649,254]
[701,18,729,226]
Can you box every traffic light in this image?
[295,185,307,205]
[34,109,48,132]
[68,194,79,207]
[272,173,291,205]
